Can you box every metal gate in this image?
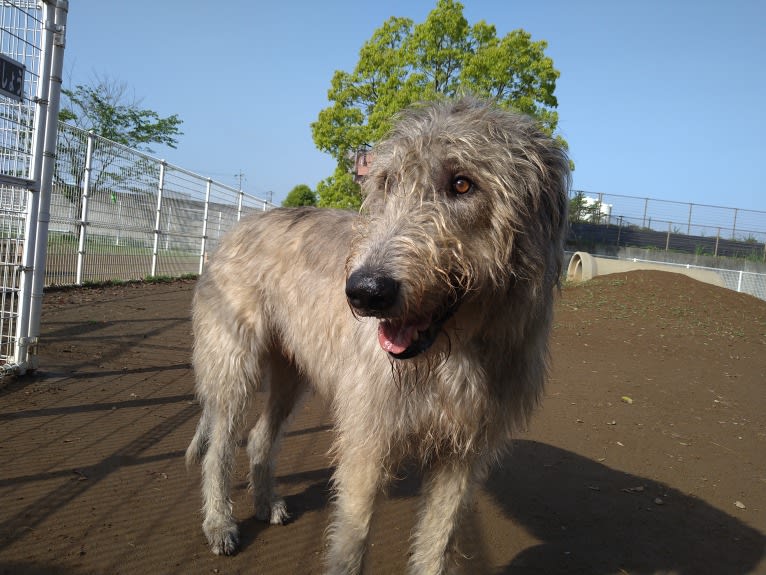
[0,0,68,375]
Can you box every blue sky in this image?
[63,1,764,215]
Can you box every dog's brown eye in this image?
[452,177,473,194]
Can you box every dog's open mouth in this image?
[377,304,459,360]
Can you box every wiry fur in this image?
[186,98,570,574]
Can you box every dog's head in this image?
[345,98,570,360]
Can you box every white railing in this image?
[47,123,274,286]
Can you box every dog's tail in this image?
[185,406,210,468]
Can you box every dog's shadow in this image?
[476,440,765,574]
[235,440,764,574]
[235,466,335,551]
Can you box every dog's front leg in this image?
[408,460,484,575]
[325,444,383,575]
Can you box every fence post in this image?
[597,192,604,225]
[616,216,623,246]
[665,222,671,251]
[199,179,211,275]
[237,188,244,221]
[12,0,56,373]
[687,203,694,235]
[25,0,69,373]
[642,198,648,228]
[75,131,95,285]
[714,228,720,257]
[151,160,166,277]
[737,270,743,293]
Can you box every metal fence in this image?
[568,191,766,301]
[570,190,766,259]
[0,0,271,375]
[48,122,273,286]
[1,0,67,374]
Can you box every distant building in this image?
[582,195,613,223]
[350,145,372,182]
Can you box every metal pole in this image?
[732,208,738,240]
[151,160,166,277]
[13,0,56,372]
[26,0,68,373]
[687,203,693,235]
[642,198,648,229]
[597,192,604,225]
[237,188,244,221]
[616,216,623,246]
[665,221,671,251]
[714,228,720,257]
[199,179,211,275]
[75,131,95,285]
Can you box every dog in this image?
[186,97,570,574]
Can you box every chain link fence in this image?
[569,190,766,259]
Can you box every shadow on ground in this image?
[475,440,765,575]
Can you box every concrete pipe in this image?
[566,251,724,287]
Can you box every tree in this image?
[316,168,363,209]
[59,76,183,152]
[55,76,184,217]
[311,0,565,208]
[568,191,604,224]
[282,184,317,207]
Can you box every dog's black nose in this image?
[345,270,399,313]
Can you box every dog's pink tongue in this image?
[378,321,417,354]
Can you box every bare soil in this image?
[0,270,764,574]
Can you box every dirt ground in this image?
[0,270,764,575]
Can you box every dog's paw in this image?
[255,497,289,525]
[203,519,239,556]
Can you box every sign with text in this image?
[0,54,25,102]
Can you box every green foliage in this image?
[311,0,565,207]
[568,192,587,223]
[60,77,183,151]
[568,191,603,223]
[282,184,318,207]
[56,77,181,216]
[316,167,363,210]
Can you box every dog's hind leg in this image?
[408,460,486,575]
[192,317,259,555]
[247,352,305,525]
[198,400,243,555]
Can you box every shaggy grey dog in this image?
[186,98,569,574]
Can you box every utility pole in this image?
[235,171,245,190]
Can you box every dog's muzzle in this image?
[345,269,460,360]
